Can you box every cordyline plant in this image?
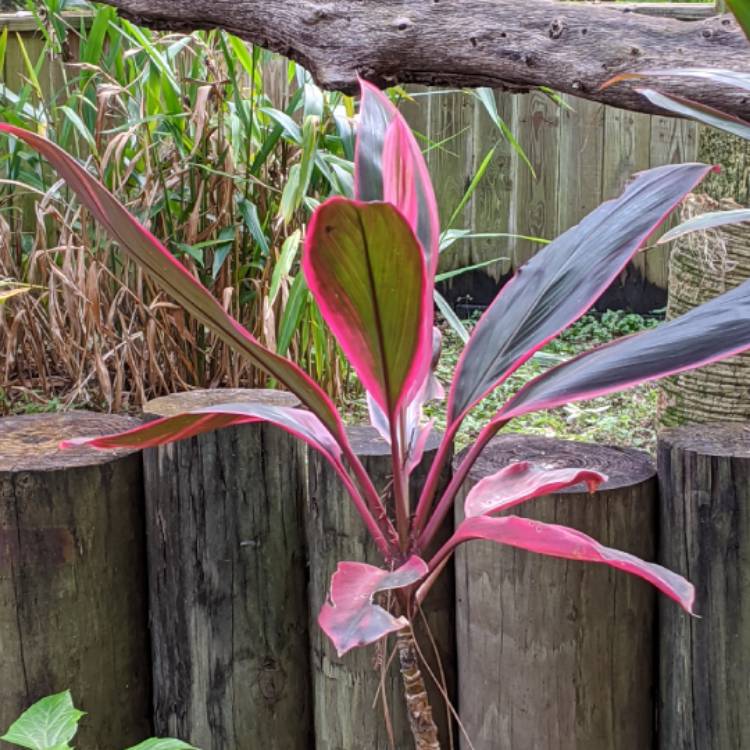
[6,81,750,749]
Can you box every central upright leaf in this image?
[304,197,431,417]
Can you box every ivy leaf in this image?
[1,692,84,750]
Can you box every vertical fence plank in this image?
[306,427,455,750]
[142,389,312,750]
[466,90,515,284]
[510,90,561,269]
[557,96,605,234]
[455,435,658,750]
[0,413,152,749]
[658,424,750,750]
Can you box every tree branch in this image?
[97,0,750,119]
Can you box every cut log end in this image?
[144,387,299,416]
[659,421,750,458]
[1,412,142,472]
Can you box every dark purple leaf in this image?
[447,163,715,425]
[498,277,750,420]
[355,80,440,276]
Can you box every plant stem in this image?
[412,421,459,541]
[398,628,441,750]
[416,420,506,551]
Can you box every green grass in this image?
[343,309,662,455]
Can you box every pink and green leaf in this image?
[464,462,606,518]
[0,124,348,445]
[430,515,695,613]
[355,80,440,277]
[318,556,428,657]
[497,276,750,421]
[303,197,432,417]
[447,162,714,427]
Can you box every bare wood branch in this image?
[92,0,749,119]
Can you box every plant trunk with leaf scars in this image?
[397,629,441,750]
[93,0,750,120]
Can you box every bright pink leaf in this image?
[437,515,695,613]
[318,556,428,657]
[464,461,606,518]
[303,197,432,417]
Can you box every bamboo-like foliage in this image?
[0,1,356,411]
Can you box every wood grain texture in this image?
[0,412,151,749]
[306,426,455,750]
[454,435,658,750]
[657,423,750,750]
[511,90,561,268]
[142,388,311,750]
[92,0,749,119]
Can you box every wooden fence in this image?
[0,5,720,312]
[403,88,699,310]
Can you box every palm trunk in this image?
[397,629,441,750]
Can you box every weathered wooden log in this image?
[306,426,454,750]
[454,435,658,750]
[142,388,311,750]
[657,423,750,750]
[0,412,151,748]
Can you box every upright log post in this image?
[454,435,658,750]
[306,426,454,750]
[142,389,312,750]
[657,423,750,750]
[0,412,151,748]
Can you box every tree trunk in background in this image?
[96,0,750,120]
[699,127,750,208]
[659,193,750,426]
[0,412,151,749]
[455,435,658,750]
[658,424,750,750]
[142,389,312,750]
[306,426,455,750]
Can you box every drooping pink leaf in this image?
[355,80,440,277]
[318,556,428,657]
[464,462,606,518]
[62,401,342,462]
[303,197,432,417]
[446,163,716,428]
[0,123,347,446]
[62,401,392,557]
[497,276,750,422]
[435,515,695,613]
